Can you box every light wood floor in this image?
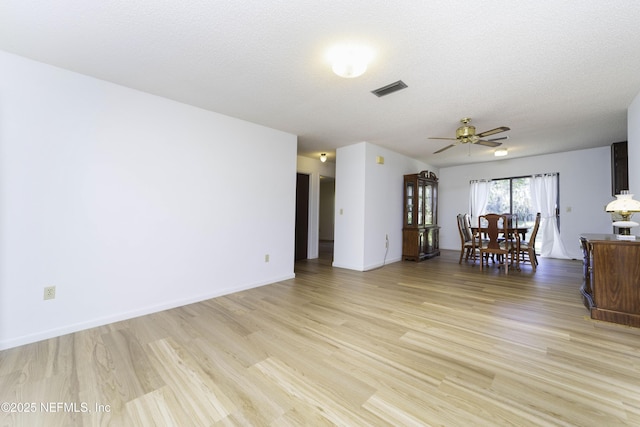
[2,248,640,426]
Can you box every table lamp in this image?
[605,190,640,235]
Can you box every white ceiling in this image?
[1,1,639,167]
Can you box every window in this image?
[486,176,536,228]
[485,175,559,251]
[470,173,569,259]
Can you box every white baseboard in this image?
[0,273,295,351]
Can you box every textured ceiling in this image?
[1,1,639,167]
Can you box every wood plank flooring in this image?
[2,248,640,426]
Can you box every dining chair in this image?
[465,213,484,262]
[514,212,541,270]
[457,214,478,263]
[477,213,518,274]
[495,213,518,242]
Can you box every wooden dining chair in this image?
[465,213,484,262]
[514,212,541,270]
[477,213,518,274]
[457,214,478,263]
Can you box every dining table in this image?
[471,225,530,269]
[471,225,530,241]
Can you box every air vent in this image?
[371,80,408,97]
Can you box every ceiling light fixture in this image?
[494,148,508,157]
[327,44,374,78]
[320,153,327,163]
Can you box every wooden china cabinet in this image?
[403,171,440,261]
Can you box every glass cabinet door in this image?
[425,183,433,225]
[418,184,424,225]
[406,182,414,225]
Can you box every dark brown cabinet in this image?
[611,141,628,196]
[580,234,640,327]
[403,171,440,261]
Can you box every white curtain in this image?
[529,174,570,259]
[469,180,490,224]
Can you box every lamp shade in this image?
[613,220,640,228]
[605,191,640,214]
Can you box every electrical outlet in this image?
[44,286,56,300]
[265,254,270,262]
[385,234,389,248]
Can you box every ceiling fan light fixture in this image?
[430,118,510,154]
[328,44,374,78]
[456,125,476,140]
[494,148,508,157]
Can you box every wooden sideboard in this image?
[580,234,640,327]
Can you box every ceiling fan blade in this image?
[433,144,456,154]
[485,136,509,142]
[475,140,503,148]
[428,137,457,140]
[476,126,510,138]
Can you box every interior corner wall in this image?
[333,142,436,271]
[438,146,613,260]
[628,89,640,196]
[0,51,297,350]
[333,143,367,270]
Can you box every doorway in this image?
[295,173,309,260]
[318,176,335,261]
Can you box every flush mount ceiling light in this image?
[494,148,508,157]
[327,43,374,78]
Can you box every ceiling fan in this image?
[429,117,510,154]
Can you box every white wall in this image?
[334,142,436,271]
[439,147,613,260]
[333,143,367,269]
[296,156,336,258]
[629,89,640,195]
[0,51,298,350]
